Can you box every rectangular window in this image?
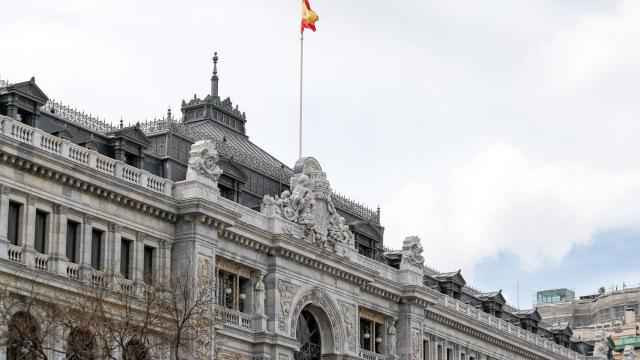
[143,246,154,284]
[7,202,21,245]
[66,221,79,263]
[437,345,443,360]
[91,229,102,270]
[120,239,131,279]
[34,210,47,254]
[424,341,430,360]
[446,349,453,360]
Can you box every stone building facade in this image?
[0,64,590,360]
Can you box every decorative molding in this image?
[136,232,145,242]
[53,204,69,215]
[411,328,422,360]
[216,257,251,278]
[0,185,10,195]
[340,301,357,353]
[359,308,386,324]
[83,214,93,225]
[109,223,123,233]
[289,286,344,353]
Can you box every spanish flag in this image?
[301,0,319,33]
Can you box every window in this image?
[121,239,132,280]
[66,221,79,263]
[91,230,102,270]
[359,317,384,354]
[424,341,430,360]
[66,327,96,360]
[446,349,453,360]
[216,268,249,312]
[437,345,443,360]
[34,210,47,254]
[7,202,21,245]
[143,246,154,284]
[7,311,41,360]
[461,353,466,360]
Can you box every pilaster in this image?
[0,185,10,260]
[50,204,69,276]
[397,301,424,360]
[109,223,123,278]
[79,214,94,281]
[133,232,145,284]
[23,195,36,267]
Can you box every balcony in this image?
[358,348,385,360]
[214,305,252,331]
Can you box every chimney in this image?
[625,307,636,326]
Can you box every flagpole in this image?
[299,32,304,159]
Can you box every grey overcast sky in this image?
[3,0,640,307]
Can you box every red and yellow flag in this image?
[301,0,319,33]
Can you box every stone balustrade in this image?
[358,348,385,360]
[91,269,107,288]
[119,279,134,295]
[215,305,252,331]
[66,262,80,280]
[33,252,49,271]
[439,293,585,360]
[0,116,173,196]
[7,244,22,263]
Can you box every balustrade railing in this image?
[0,116,173,196]
[7,244,22,263]
[358,349,385,360]
[214,305,252,330]
[91,269,107,288]
[34,252,49,271]
[120,279,134,295]
[66,262,80,280]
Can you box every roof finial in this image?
[167,106,172,120]
[119,117,124,129]
[211,52,219,98]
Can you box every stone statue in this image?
[623,345,636,360]
[338,216,355,247]
[400,236,425,269]
[387,319,397,356]
[254,273,266,316]
[186,140,223,186]
[592,336,609,359]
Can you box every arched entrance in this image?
[294,308,321,360]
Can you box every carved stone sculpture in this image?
[278,280,297,331]
[592,337,609,360]
[260,157,356,253]
[387,318,397,356]
[254,273,266,316]
[186,140,223,186]
[623,345,636,360]
[400,236,425,269]
[340,302,357,352]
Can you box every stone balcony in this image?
[214,305,252,331]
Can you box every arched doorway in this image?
[294,309,321,360]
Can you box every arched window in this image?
[124,340,149,360]
[7,311,41,360]
[294,309,321,360]
[66,327,96,360]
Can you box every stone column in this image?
[0,185,10,260]
[50,204,69,276]
[79,214,94,281]
[23,195,37,267]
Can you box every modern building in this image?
[0,57,591,360]
[537,287,640,359]
[538,289,576,305]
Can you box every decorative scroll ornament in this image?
[186,140,223,187]
[400,236,425,270]
[261,157,355,252]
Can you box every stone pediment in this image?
[218,159,247,182]
[107,124,151,148]
[3,77,49,106]
[351,220,383,241]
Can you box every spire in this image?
[211,52,219,98]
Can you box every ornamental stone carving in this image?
[411,329,422,360]
[186,140,223,187]
[278,280,298,332]
[623,345,636,360]
[340,301,357,353]
[400,236,425,270]
[592,337,609,359]
[261,157,355,252]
